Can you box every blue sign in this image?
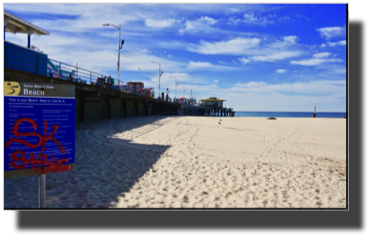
[4,82,75,178]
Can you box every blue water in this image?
[235,111,347,119]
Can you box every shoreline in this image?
[232,116,346,119]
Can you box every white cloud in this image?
[189,37,261,55]
[201,16,218,25]
[314,52,331,58]
[316,26,346,40]
[276,69,286,74]
[243,12,273,26]
[291,51,342,66]
[213,80,219,83]
[145,18,177,28]
[334,68,347,74]
[26,6,139,33]
[321,40,346,47]
[228,17,241,25]
[187,61,234,71]
[188,61,213,69]
[238,57,251,64]
[27,37,186,75]
[5,4,96,16]
[283,36,297,44]
[179,16,219,34]
[291,58,342,66]
[268,36,298,49]
[252,51,302,61]
[190,36,302,63]
[231,80,346,96]
[230,8,241,13]
[219,91,345,112]
[244,13,258,23]
[235,81,266,88]
[328,40,346,46]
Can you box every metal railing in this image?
[4,42,186,102]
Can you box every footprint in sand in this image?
[262,199,268,207]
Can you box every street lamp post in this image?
[183,86,186,98]
[169,76,180,99]
[103,23,124,86]
[151,61,163,98]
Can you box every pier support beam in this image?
[79,92,85,122]
[106,97,111,119]
[134,102,139,116]
[144,102,148,116]
[122,100,127,117]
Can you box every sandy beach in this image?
[4,116,346,208]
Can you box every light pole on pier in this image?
[103,23,124,86]
[183,86,187,98]
[169,76,180,99]
[190,83,193,101]
[151,61,163,98]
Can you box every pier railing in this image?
[5,41,106,84]
[4,41,149,94]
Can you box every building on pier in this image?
[199,97,226,109]
[197,97,234,117]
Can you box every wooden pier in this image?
[4,68,181,122]
[4,69,234,120]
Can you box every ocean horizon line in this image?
[235,111,347,113]
[233,111,347,119]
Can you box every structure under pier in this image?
[204,108,234,117]
[179,105,206,116]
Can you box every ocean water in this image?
[234,111,347,119]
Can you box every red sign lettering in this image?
[6,118,70,174]
[6,118,65,153]
[10,150,70,173]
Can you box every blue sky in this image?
[4,3,347,112]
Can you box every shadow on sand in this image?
[5,116,174,209]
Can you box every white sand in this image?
[4,116,346,208]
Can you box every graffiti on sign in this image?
[4,82,75,178]
[6,118,70,173]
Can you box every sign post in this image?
[4,81,75,208]
[38,174,46,208]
